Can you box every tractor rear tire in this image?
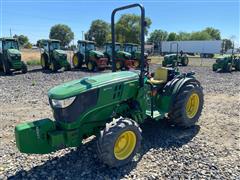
[41,55,49,70]
[72,54,82,69]
[21,62,28,74]
[168,83,204,127]
[97,117,142,167]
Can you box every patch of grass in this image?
[26,59,40,66]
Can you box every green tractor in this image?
[0,37,27,75]
[38,39,71,72]
[72,40,108,71]
[162,43,189,67]
[212,55,240,72]
[103,42,135,70]
[123,43,150,68]
[15,4,204,168]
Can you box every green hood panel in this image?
[48,71,139,100]
[7,49,21,55]
[54,49,67,55]
[89,50,104,57]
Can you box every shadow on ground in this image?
[9,119,199,179]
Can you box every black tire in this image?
[72,53,82,69]
[50,61,58,72]
[3,60,11,75]
[116,61,123,70]
[21,62,28,74]
[235,59,240,71]
[168,83,204,127]
[226,63,232,72]
[97,117,142,167]
[162,60,167,67]
[87,61,95,71]
[212,63,218,71]
[65,63,71,71]
[40,55,49,70]
[181,56,189,66]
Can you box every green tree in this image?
[115,14,152,44]
[49,24,74,47]
[85,19,110,46]
[222,39,233,52]
[177,32,191,40]
[167,32,178,41]
[13,34,29,47]
[147,29,168,43]
[203,27,221,40]
[190,31,212,40]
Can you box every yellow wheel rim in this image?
[41,57,45,67]
[87,62,93,70]
[114,131,136,160]
[186,93,200,118]
[116,62,121,70]
[134,60,139,67]
[73,56,78,66]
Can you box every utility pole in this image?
[10,28,12,37]
[82,31,84,40]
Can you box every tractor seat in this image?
[148,67,168,85]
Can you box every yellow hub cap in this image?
[186,93,200,118]
[73,56,78,66]
[116,62,121,69]
[134,60,139,67]
[114,131,136,160]
[87,62,93,70]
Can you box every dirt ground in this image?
[0,58,239,179]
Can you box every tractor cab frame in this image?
[0,37,27,75]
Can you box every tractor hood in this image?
[118,51,131,58]
[89,50,104,58]
[53,49,67,55]
[7,49,21,55]
[48,71,139,100]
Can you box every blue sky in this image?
[1,0,239,46]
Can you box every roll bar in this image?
[111,3,145,87]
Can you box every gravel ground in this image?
[0,61,239,179]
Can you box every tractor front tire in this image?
[50,61,58,72]
[168,83,204,127]
[212,63,218,71]
[97,117,142,167]
[162,60,167,67]
[226,63,232,72]
[235,60,240,71]
[3,61,11,75]
[87,61,96,71]
[116,61,123,70]
[21,62,28,74]
[181,57,189,66]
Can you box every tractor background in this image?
[103,42,134,70]
[212,55,240,72]
[123,43,150,68]
[0,37,27,75]
[38,39,71,72]
[162,42,189,67]
[72,40,108,71]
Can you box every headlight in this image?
[51,96,76,108]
